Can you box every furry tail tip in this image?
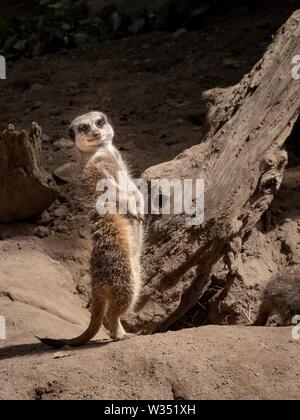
[36,336,66,349]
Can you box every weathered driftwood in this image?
[126,11,300,334]
[0,123,59,223]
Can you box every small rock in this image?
[56,224,68,234]
[53,138,74,150]
[42,133,52,143]
[54,206,67,219]
[36,210,53,226]
[53,352,73,360]
[76,284,86,295]
[173,28,187,38]
[48,156,54,165]
[34,226,50,238]
[30,83,45,92]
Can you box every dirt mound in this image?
[0,236,299,400]
[0,239,101,343]
[0,324,299,400]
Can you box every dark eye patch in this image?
[78,124,90,133]
[96,118,105,128]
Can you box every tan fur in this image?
[38,112,144,348]
[253,269,300,326]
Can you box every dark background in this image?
[1,0,299,58]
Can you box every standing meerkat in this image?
[39,111,144,348]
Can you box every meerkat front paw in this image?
[128,199,144,221]
[126,187,145,221]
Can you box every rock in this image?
[53,206,68,219]
[76,284,87,295]
[53,138,74,150]
[0,124,59,223]
[42,133,52,143]
[0,243,93,339]
[30,83,45,92]
[34,226,50,239]
[53,352,73,360]
[36,210,53,226]
[56,224,68,234]
[53,162,80,184]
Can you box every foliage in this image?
[0,0,159,57]
[0,0,257,58]
[168,0,257,29]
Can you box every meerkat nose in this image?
[93,131,101,138]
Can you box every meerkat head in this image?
[69,111,114,153]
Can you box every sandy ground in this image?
[0,325,299,400]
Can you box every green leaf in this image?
[62,22,71,31]
[13,39,27,51]
[47,2,67,10]
[128,17,145,34]
[110,12,122,32]
[73,31,90,47]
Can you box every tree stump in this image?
[0,123,59,223]
[126,10,300,334]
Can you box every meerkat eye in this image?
[96,118,105,128]
[78,124,90,133]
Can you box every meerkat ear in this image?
[68,127,75,141]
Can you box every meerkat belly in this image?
[90,214,136,284]
[126,219,143,306]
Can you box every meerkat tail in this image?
[38,291,107,349]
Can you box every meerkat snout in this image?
[91,130,101,139]
[69,111,114,153]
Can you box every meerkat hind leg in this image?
[105,301,129,340]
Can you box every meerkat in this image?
[38,111,144,348]
[253,269,300,326]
